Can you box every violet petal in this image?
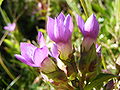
[50,44,59,58]
[20,43,37,63]
[76,14,85,34]
[55,17,65,42]
[33,46,48,67]
[4,23,16,31]
[84,14,99,38]
[37,31,46,47]
[64,14,73,32]
[57,12,65,21]
[47,17,56,41]
[15,54,38,67]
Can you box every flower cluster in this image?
[15,12,101,89]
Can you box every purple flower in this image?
[47,12,73,43]
[15,32,57,73]
[47,12,73,60]
[76,14,99,39]
[15,43,38,67]
[15,32,48,67]
[4,23,16,31]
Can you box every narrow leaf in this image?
[65,0,81,15]
[84,73,119,90]
[0,0,4,6]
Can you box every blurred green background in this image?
[0,0,120,89]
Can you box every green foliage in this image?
[84,73,119,90]
[65,0,81,15]
[0,0,120,89]
[0,0,3,6]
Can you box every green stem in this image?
[79,0,89,17]
[0,54,15,80]
[101,55,107,70]
[0,31,9,46]
[79,73,86,90]
[6,75,21,90]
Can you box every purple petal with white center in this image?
[15,54,39,67]
[55,17,65,42]
[33,46,48,67]
[64,14,73,32]
[54,18,61,42]
[4,23,16,31]
[47,17,56,42]
[20,43,37,63]
[76,14,85,34]
[37,31,46,48]
[84,14,99,39]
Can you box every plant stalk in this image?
[0,54,15,80]
[79,0,89,17]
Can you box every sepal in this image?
[79,44,100,73]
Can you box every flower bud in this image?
[4,22,16,31]
[47,12,73,60]
[76,14,99,39]
[76,14,99,51]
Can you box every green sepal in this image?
[42,69,67,82]
[79,44,99,73]
[61,56,78,80]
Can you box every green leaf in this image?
[4,39,13,48]
[65,0,81,15]
[84,73,119,90]
[0,7,11,24]
[0,0,4,6]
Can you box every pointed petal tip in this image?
[89,13,97,20]
[57,12,65,20]
[15,54,39,67]
[59,12,65,16]
[65,14,71,21]
[38,31,42,35]
[37,31,46,47]
[37,31,43,40]
[47,16,54,22]
[75,14,84,33]
[66,14,70,17]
